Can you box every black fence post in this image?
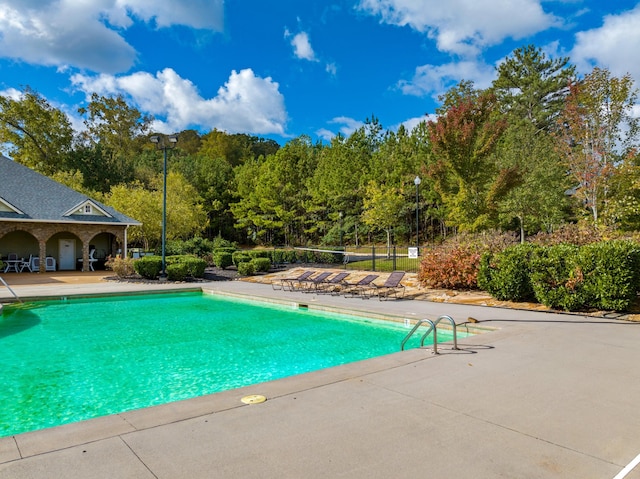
[371,244,376,272]
[392,245,397,271]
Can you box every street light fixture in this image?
[150,133,178,280]
[414,176,421,253]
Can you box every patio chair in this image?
[19,255,34,272]
[339,274,379,299]
[299,271,333,292]
[315,272,350,294]
[45,256,56,272]
[372,271,406,301]
[272,270,315,291]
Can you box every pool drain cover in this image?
[241,394,267,405]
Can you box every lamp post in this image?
[150,133,178,280]
[414,176,421,253]
[338,211,343,247]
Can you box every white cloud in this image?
[0,0,223,74]
[316,117,365,140]
[358,0,560,57]
[284,29,318,62]
[399,60,495,99]
[71,68,288,136]
[392,114,437,133]
[571,5,640,82]
[292,32,317,61]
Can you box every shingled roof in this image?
[0,155,140,226]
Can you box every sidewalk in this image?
[1,276,640,478]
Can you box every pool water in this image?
[0,292,458,437]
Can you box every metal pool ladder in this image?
[0,275,22,303]
[401,315,458,354]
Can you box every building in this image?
[0,154,140,272]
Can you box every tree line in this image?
[1,45,639,250]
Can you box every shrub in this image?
[272,249,297,265]
[134,256,163,280]
[213,252,233,269]
[176,256,207,278]
[105,256,136,278]
[237,261,256,276]
[478,244,540,302]
[530,223,603,246]
[166,262,189,281]
[530,244,586,311]
[252,257,271,273]
[418,244,483,289]
[248,250,271,259]
[232,251,251,267]
[577,240,640,311]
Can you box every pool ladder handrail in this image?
[0,275,22,303]
[401,315,458,354]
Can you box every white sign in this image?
[408,247,418,259]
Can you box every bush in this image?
[272,249,297,265]
[237,261,256,276]
[248,250,271,259]
[577,240,640,311]
[530,244,585,311]
[134,256,163,280]
[105,256,136,278]
[213,252,233,269]
[232,251,252,267]
[418,244,483,289]
[252,257,271,272]
[478,244,540,302]
[166,262,189,281]
[175,256,207,278]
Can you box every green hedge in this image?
[479,240,640,312]
[135,256,163,279]
[166,262,189,281]
[478,244,540,302]
[237,261,256,276]
[252,257,271,272]
[232,251,251,267]
[213,252,233,269]
[134,255,206,280]
[577,240,640,311]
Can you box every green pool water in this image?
[0,292,458,437]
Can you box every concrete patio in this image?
[1,273,639,478]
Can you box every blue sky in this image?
[1,0,639,145]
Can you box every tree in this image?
[493,45,575,132]
[496,123,572,240]
[361,181,405,256]
[427,92,513,231]
[557,68,639,226]
[106,172,207,250]
[77,93,152,190]
[0,88,73,175]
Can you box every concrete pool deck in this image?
[1,273,640,478]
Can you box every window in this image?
[84,204,92,214]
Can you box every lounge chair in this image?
[315,272,350,294]
[3,253,19,272]
[272,270,315,291]
[373,271,406,300]
[299,271,334,292]
[340,274,379,299]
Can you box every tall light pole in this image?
[150,133,178,280]
[414,176,421,253]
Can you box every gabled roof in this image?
[0,154,141,226]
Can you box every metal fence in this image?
[293,245,421,273]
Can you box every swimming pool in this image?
[0,292,459,437]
